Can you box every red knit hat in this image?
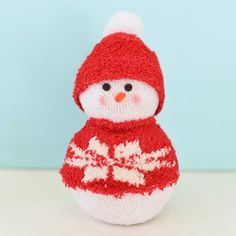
[73,13,165,115]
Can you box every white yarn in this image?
[79,79,159,123]
[72,186,175,225]
[104,11,144,37]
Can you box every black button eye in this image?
[102,83,111,91]
[124,83,132,92]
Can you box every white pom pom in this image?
[104,11,144,37]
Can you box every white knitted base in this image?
[72,186,175,225]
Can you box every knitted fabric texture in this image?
[60,117,179,198]
[73,32,165,115]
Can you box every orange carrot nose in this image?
[115,92,126,102]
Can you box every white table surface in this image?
[0,170,235,236]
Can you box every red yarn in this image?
[73,33,165,115]
[60,117,179,198]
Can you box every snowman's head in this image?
[73,12,165,121]
[80,79,159,122]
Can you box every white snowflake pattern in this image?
[65,136,175,186]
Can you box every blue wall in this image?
[1,0,236,169]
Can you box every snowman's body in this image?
[60,12,180,225]
[73,186,174,225]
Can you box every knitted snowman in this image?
[60,11,180,225]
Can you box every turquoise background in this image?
[1,0,236,170]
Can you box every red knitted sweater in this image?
[60,117,179,197]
